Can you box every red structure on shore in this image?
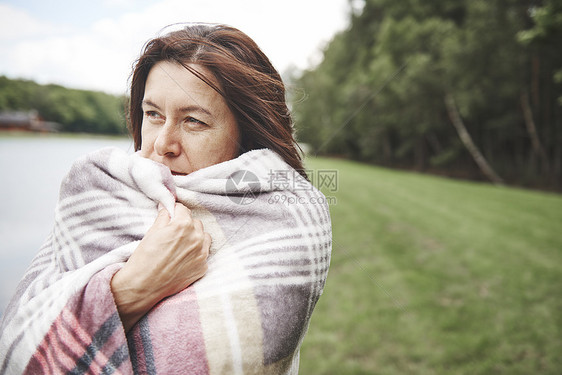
[0,110,60,133]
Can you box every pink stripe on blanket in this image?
[129,288,209,374]
[25,307,106,374]
[127,327,151,375]
[25,267,131,374]
[26,309,129,375]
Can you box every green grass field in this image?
[300,157,562,374]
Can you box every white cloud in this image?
[10,34,132,94]
[0,3,69,40]
[1,0,350,94]
[102,0,136,8]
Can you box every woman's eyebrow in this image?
[142,99,211,116]
[142,99,161,110]
[178,105,212,117]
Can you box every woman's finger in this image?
[193,218,204,233]
[153,205,171,226]
[203,233,212,258]
[174,202,191,216]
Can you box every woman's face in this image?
[140,61,240,175]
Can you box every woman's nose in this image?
[154,122,181,157]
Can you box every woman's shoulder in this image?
[58,147,130,199]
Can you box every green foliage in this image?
[0,76,127,134]
[300,156,562,374]
[292,0,562,189]
[518,0,562,105]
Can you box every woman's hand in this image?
[111,202,211,332]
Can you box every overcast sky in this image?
[0,0,352,95]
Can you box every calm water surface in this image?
[0,135,133,316]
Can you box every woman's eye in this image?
[145,111,162,119]
[186,117,207,127]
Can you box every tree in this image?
[292,0,562,189]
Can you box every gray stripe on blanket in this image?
[140,315,157,375]
[255,284,312,365]
[0,329,24,374]
[68,312,121,375]
[126,330,138,373]
[100,344,129,375]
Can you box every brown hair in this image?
[128,23,306,177]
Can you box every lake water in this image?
[0,135,134,316]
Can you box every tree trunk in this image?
[415,136,427,171]
[382,132,392,164]
[520,90,550,174]
[444,93,504,185]
[532,56,540,111]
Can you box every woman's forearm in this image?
[110,268,159,332]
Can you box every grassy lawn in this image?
[300,157,562,374]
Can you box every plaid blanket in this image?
[0,147,331,374]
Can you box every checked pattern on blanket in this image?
[0,147,332,374]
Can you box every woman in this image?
[0,24,331,374]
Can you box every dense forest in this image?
[0,76,127,135]
[291,0,562,189]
